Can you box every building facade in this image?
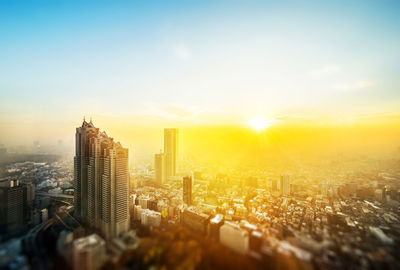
[0,178,26,235]
[280,174,290,196]
[183,176,192,205]
[164,128,178,177]
[154,153,166,185]
[74,119,130,239]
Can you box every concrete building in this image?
[140,209,161,227]
[0,178,26,235]
[74,118,99,222]
[181,209,210,235]
[74,119,130,239]
[73,234,105,270]
[154,153,166,185]
[183,176,193,205]
[164,128,178,176]
[220,221,249,255]
[280,174,290,196]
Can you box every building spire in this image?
[83,116,86,122]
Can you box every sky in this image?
[0,0,400,150]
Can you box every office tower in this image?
[320,182,329,197]
[154,153,166,185]
[164,128,178,176]
[271,179,278,191]
[183,176,192,205]
[73,234,105,270]
[74,119,99,222]
[280,174,290,196]
[23,182,35,222]
[74,119,130,239]
[0,178,25,235]
[101,139,130,240]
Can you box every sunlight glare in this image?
[248,118,272,131]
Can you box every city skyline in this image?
[0,1,400,269]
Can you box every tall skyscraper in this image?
[154,153,166,185]
[183,176,192,205]
[164,128,178,177]
[280,174,290,196]
[74,119,99,222]
[74,119,130,239]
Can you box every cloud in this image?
[335,80,373,91]
[174,43,192,61]
[309,65,341,77]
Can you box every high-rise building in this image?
[0,178,26,235]
[74,119,99,222]
[73,234,105,270]
[183,176,192,205]
[164,128,178,176]
[280,174,290,196]
[271,179,278,191]
[154,153,166,185]
[74,119,130,239]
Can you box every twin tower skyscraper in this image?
[74,119,129,239]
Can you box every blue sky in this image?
[0,0,400,144]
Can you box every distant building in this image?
[74,119,130,239]
[271,179,278,191]
[344,182,357,197]
[41,208,48,222]
[164,128,178,176]
[154,153,167,185]
[280,174,290,196]
[73,234,105,270]
[183,176,193,205]
[375,189,384,201]
[0,178,27,235]
[320,182,329,197]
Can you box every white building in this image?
[73,234,105,270]
[220,221,249,255]
[140,209,161,227]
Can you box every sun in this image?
[248,117,272,131]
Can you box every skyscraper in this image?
[183,176,192,205]
[74,119,130,239]
[280,174,290,196]
[74,119,99,222]
[154,153,166,185]
[164,128,178,177]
